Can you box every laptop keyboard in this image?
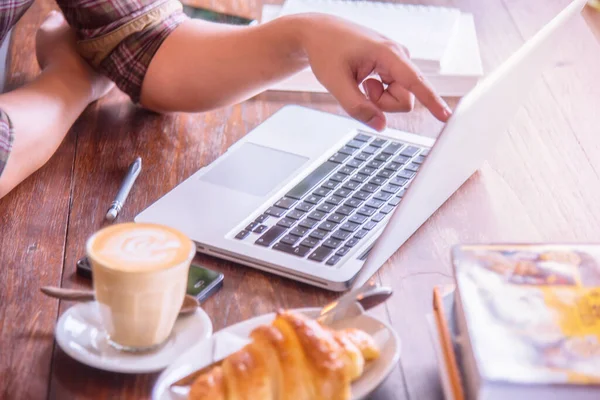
[234,131,428,266]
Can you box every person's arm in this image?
[140,17,307,113]
[0,12,112,198]
[140,13,452,131]
[59,0,449,132]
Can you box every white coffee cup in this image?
[86,222,196,352]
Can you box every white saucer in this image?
[55,301,213,374]
[153,307,401,400]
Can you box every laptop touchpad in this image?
[199,143,308,197]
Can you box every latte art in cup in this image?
[90,225,192,271]
[86,223,196,352]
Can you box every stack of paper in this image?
[261,0,483,97]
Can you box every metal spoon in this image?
[40,286,199,315]
[317,279,393,325]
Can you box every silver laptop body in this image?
[136,0,586,291]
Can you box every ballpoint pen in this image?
[105,157,142,221]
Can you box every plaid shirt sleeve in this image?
[57,0,188,103]
[0,109,14,180]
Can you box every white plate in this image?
[55,302,213,374]
[153,307,401,400]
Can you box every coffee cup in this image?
[86,222,195,352]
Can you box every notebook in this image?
[278,0,461,72]
[261,5,483,97]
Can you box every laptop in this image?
[136,0,587,291]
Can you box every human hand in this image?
[296,14,452,131]
[36,11,113,103]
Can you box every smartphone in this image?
[185,263,224,303]
[181,4,257,26]
[76,258,224,303]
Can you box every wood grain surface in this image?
[0,0,599,399]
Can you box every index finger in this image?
[388,54,452,122]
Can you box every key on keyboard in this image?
[350,174,369,183]
[235,230,250,240]
[366,199,384,209]
[273,243,312,257]
[275,198,297,209]
[255,214,269,223]
[374,153,391,162]
[342,180,360,191]
[255,226,286,246]
[323,238,342,249]
[380,205,394,214]
[347,159,363,168]
[299,218,318,229]
[313,187,331,197]
[307,210,326,221]
[359,166,376,176]
[254,224,268,234]
[382,143,403,155]
[290,226,309,236]
[317,203,336,213]
[295,202,314,212]
[309,230,328,240]
[326,256,342,266]
[339,165,356,175]
[336,247,351,256]
[339,146,357,156]
[308,246,333,262]
[286,210,305,220]
[363,146,378,155]
[265,206,286,217]
[325,195,344,206]
[280,234,301,246]
[319,221,337,232]
[377,169,394,179]
[330,173,347,182]
[346,238,359,247]
[327,213,346,224]
[353,133,371,142]
[352,191,370,201]
[329,153,349,164]
[304,194,322,204]
[344,198,362,208]
[336,206,353,216]
[346,139,366,149]
[322,180,340,190]
[405,163,420,172]
[331,230,352,241]
[371,138,387,147]
[355,152,370,162]
[300,237,320,248]
[277,218,296,229]
[400,146,420,157]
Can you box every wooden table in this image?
[1,0,599,398]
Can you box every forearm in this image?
[0,67,92,197]
[140,15,308,112]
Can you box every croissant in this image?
[188,310,380,400]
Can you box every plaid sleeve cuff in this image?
[100,10,186,102]
[76,0,188,103]
[0,109,14,180]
